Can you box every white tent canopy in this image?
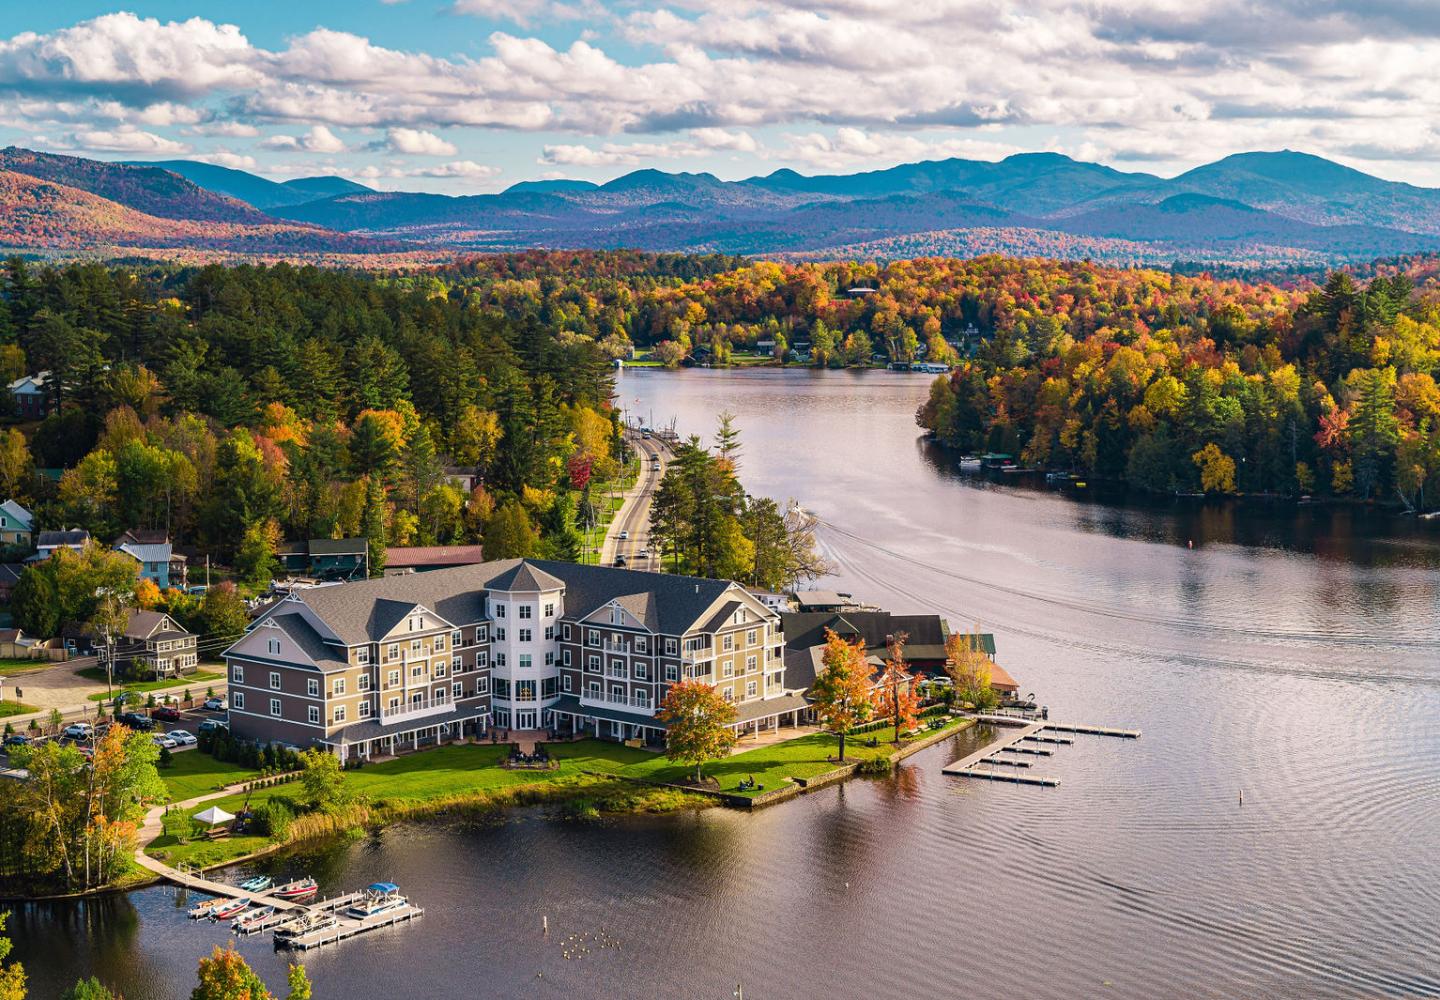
[192,805,235,827]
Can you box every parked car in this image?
[151,733,178,749]
[2,733,29,748]
[167,729,197,746]
[152,705,181,722]
[117,712,154,732]
[62,722,94,741]
[203,697,227,711]
[198,718,228,735]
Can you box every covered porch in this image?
[323,704,492,763]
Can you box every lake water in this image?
[14,368,1440,999]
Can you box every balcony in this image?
[380,695,452,724]
[605,664,628,679]
[602,639,630,653]
[580,691,655,715]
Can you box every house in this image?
[276,538,370,581]
[117,540,182,589]
[0,627,37,659]
[111,610,199,680]
[792,590,867,613]
[384,545,486,575]
[7,372,51,421]
[0,563,24,602]
[223,559,796,759]
[442,467,481,493]
[33,529,90,561]
[0,501,33,547]
[781,610,964,674]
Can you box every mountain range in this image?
[3,145,1440,266]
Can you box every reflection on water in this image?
[16,368,1440,1000]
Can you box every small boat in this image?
[232,905,275,932]
[274,910,338,946]
[238,875,273,893]
[187,897,225,919]
[347,882,408,919]
[210,898,250,921]
[272,877,318,901]
[957,455,982,470]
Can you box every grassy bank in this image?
[82,669,223,702]
[159,751,261,801]
[0,699,38,718]
[0,657,69,675]
[146,743,709,870]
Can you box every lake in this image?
[14,367,1440,999]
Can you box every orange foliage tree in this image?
[810,629,875,761]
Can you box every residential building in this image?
[0,500,33,547]
[384,545,487,575]
[117,540,180,589]
[97,610,198,680]
[33,529,90,561]
[792,589,867,613]
[276,538,370,580]
[223,559,798,759]
[7,372,51,421]
[0,563,24,602]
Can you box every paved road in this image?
[598,433,671,569]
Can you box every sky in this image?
[2,1,1439,194]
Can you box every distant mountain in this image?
[10,146,1440,265]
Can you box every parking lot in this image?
[0,700,228,770]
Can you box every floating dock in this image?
[282,904,425,950]
[999,745,1052,756]
[943,716,1137,786]
[1023,734,1074,745]
[951,768,1059,787]
[1045,722,1141,739]
[977,756,1032,768]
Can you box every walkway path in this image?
[598,432,671,568]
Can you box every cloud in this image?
[386,127,458,156]
[191,149,258,170]
[541,128,760,165]
[449,0,602,28]
[261,124,348,153]
[69,126,190,153]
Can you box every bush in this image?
[251,796,298,838]
[157,746,173,768]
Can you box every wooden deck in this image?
[282,904,425,950]
[943,715,1138,788]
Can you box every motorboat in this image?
[272,877,318,901]
[232,905,275,931]
[274,910,339,946]
[210,898,250,921]
[187,897,226,919]
[347,882,408,919]
[238,875,273,892]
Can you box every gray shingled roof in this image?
[485,560,565,594]
[270,610,352,672]
[612,592,658,629]
[37,529,90,547]
[309,538,368,556]
[699,600,742,634]
[283,558,738,646]
[329,703,490,744]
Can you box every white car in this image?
[638,548,650,559]
[151,733,178,750]
[618,530,629,540]
[203,697,227,711]
[167,729,197,746]
[62,722,94,740]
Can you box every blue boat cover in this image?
[368,882,399,893]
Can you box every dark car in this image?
[614,555,627,567]
[198,718,229,735]
[117,712,155,732]
[2,733,29,748]
[152,706,181,723]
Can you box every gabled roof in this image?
[118,541,173,564]
[700,600,742,634]
[37,529,89,548]
[610,592,658,630]
[0,564,25,586]
[485,560,565,594]
[115,528,168,546]
[308,537,368,556]
[268,610,352,673]
[0,500,32,529]
[124,610,185,640]
[385,545,486,569]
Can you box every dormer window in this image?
[610,606,622,625]
[267,638,280,655]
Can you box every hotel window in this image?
[544,603,555,617]
[452,655,462,674]
[739,608,749,624]
[517,680,536,701]
[769,671,783,689]
[453,681,463,700]
[434,687,447,704]
[495,653,507,667]
[495,628,506,642]
[452,630,462,647]
[611,685,624,702]
[746,655,757,673]
[270,698,281,717]
[518,628,532,642]
[333,677,346,695]
[267,637,280,655]
[636,662,648,680]
[635,690,650,707]
[723,688,734,702]
[587,629,599,647]
[746,680,757,698]
[519,654,532,669]
[308,705,320,724]
[665,664,678,682]
[494,678,510,699]
[387,644,399,661]
[412,665,423,678]
[359,701,372,718]
[388,697,400,714]
[723,634,734,651]
[562,623,572,640]
[333,705,346,723]
[358,674,371,691]
[544,625,555,641]
[233,692,245,709]
[587,654,600,672]
[477,651,489,668]
[435,661,446,678]
[610,607,622,625]
[476,626,488,643]
[636,637,648,653]
[434,633,446,652]
[666,638,678,654]
[544,651,555,666]
[747,630,758,646]
[387,670,400,688]
[723,661,734,678]
[269,671,281,690]
[231,664,244,683]
[477,676,490,695]
[562,649,571,666]
[543,677,558,699]
[495,603,506,618]
[307,678,319,697]
[562,674,572,693]
[588,682,601,699]
[357,647,370,664]
[411,639,422,654]
[518,604,532,619]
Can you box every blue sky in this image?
[3,1,1438,194]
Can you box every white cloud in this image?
[261,124,348,153]
[191,149,258,170]
[541,128,760,165]
[386,127,458,156]
[69,126,189,154]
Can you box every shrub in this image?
[252,797,298,838]
[157,746,173,768]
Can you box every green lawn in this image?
[82,669,223,702]
[0,657,67,675]
[158,751,260,802]
[0,700,38,718]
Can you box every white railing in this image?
[381,696,451,724]
[605,665,628,679]
[602,639,629,653]
[580,692,655,714]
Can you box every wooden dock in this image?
[999,744,1053,756]
[1023,734,1074,745]
[283,904,425,950]
[1045,722,1141,739]
[976,756,1032,768]
[951,768,1059,787]
[943,715,1136,787]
